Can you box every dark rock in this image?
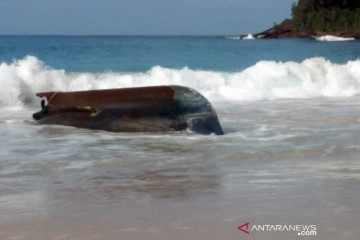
[238,0,360,39]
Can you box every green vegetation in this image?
[284,0,360,33]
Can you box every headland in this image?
[240,0,360,39]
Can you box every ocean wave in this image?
[243,34,255,40]
[314,35,355,41]
[226,34,255,40]
[1,55,360,107]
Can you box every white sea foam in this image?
[1,56,360,108]
[243,34,255,40]
[314,35,355,41]
[226,34,255,40]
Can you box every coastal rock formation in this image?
[248,0,360,39]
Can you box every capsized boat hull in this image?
[32,85,224,135]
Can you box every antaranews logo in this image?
[238,222,250,234]
[238,222,317,236]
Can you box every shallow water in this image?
[1,36,360,239]
[1,97,360,239]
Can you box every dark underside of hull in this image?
[33,85,224,135]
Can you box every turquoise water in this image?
[1,35,360,105]
[1,36,360,240]
[0,36,359,72]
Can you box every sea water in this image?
[1,36,360,240]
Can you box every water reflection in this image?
[46,164,221,204]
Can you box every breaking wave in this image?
[314,35,355,41]
[1,55,360,108]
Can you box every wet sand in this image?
[1,99,360,239]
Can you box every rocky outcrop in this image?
[242,0,360,39]
[251,25,313,39]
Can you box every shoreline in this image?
[237,25,360,39]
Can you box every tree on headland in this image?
[254,0,360,38]
[291,0,360,32]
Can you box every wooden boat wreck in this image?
[32,85,224,135]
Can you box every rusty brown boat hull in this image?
[32,85,223,135]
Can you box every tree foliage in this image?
[288,0,360,33]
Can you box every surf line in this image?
[219,113,360,125]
